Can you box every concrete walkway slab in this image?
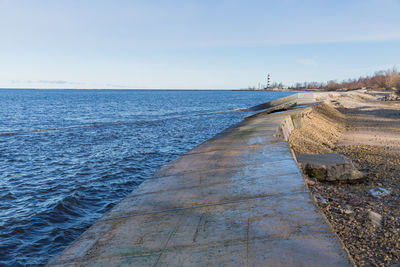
[48,102,352,266]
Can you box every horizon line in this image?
[0,87,243,91]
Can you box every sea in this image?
[0,89,294,266]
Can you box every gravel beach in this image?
[289,92,400,267]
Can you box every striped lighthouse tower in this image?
[266,73,271,90]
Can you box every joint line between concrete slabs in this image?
[183,140,285,156]
[129,171,301,198]
[98,191,308,222]
[151,158,298,180]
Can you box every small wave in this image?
[230,107,248,112]
[0,122,125,136]
[197,107,248,115]
[0,192,16,200]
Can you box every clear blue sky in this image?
[1,0,399,89]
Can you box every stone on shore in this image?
[368,211,382,227]
[296,153,365,182]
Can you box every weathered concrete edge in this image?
[277,102,358,267]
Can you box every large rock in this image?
[296,153,365,182]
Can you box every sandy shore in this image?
[289,92,400,266]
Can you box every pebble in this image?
[368,211,382,227]
[344,209,354,215]
[305,178,316,186]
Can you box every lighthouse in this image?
[266,73,270,90]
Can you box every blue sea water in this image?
[0,89,294,266]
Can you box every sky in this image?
[0,0,400,89]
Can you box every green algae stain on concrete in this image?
[230,127,257,140]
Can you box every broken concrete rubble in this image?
[296,153,365,182]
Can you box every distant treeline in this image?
[288,68,400,92]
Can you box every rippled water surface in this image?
[0,89,294,266]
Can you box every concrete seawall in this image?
[49,92,354,266]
